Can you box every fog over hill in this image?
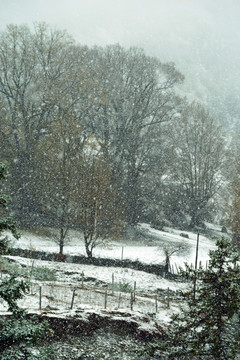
[0,0,239,130]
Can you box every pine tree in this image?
[229,177,240,249]
[0,162,20,253]
[147,237,240,360]
[0,161,53,359]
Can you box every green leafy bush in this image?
[0,257,24,274]
[31,267,56,281]
[111,280,132,292]
[0,258,56,281]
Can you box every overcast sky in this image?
[0,0,239,123]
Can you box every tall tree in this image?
[74,138,124,258]
[167,101,224,228]
[35,110,85,254]
[0,23,89,224]
[82,45,184,224]
[36,119,123,257]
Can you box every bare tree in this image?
[168,101,225,228]
[35,109,85,254]
[82,45,184,224]
[74,138,124,258]
[162,244,187,272]
[0,24,89,223]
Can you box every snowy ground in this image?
[1,224,219,314]
[8,222,218,269]
[0,223,223,358]
[1,254,186,325]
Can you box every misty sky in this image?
[0,0,239,124]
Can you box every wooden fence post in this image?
[39,286,42,310]
[118,293,122,309]
[29,260,35,282]
[112,273,115,295]
[81,271,84,289]
[133,281,136,302]
[130,292,133,310]
[193,233,200,301]
[104,289,108,309]
[167,287,170,309]
[121,246,124,260]
[71,288,76,310]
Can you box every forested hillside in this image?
[0,24,238,245]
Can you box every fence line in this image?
[26,281,174,314]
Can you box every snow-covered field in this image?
[0,223,225,358]
[1,255,186,328]
[9,222,218,268]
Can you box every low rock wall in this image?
[9,247,179,279]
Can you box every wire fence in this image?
[27,280,172,314]
[27,258,217,313]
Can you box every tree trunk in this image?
[59,222,69,255]
[125,167,141,225]
[59,229,64,255]
[165,253,170,273]
[84,236,93,258]
[86,247,93,258]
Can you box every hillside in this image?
[0,223,226,359]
